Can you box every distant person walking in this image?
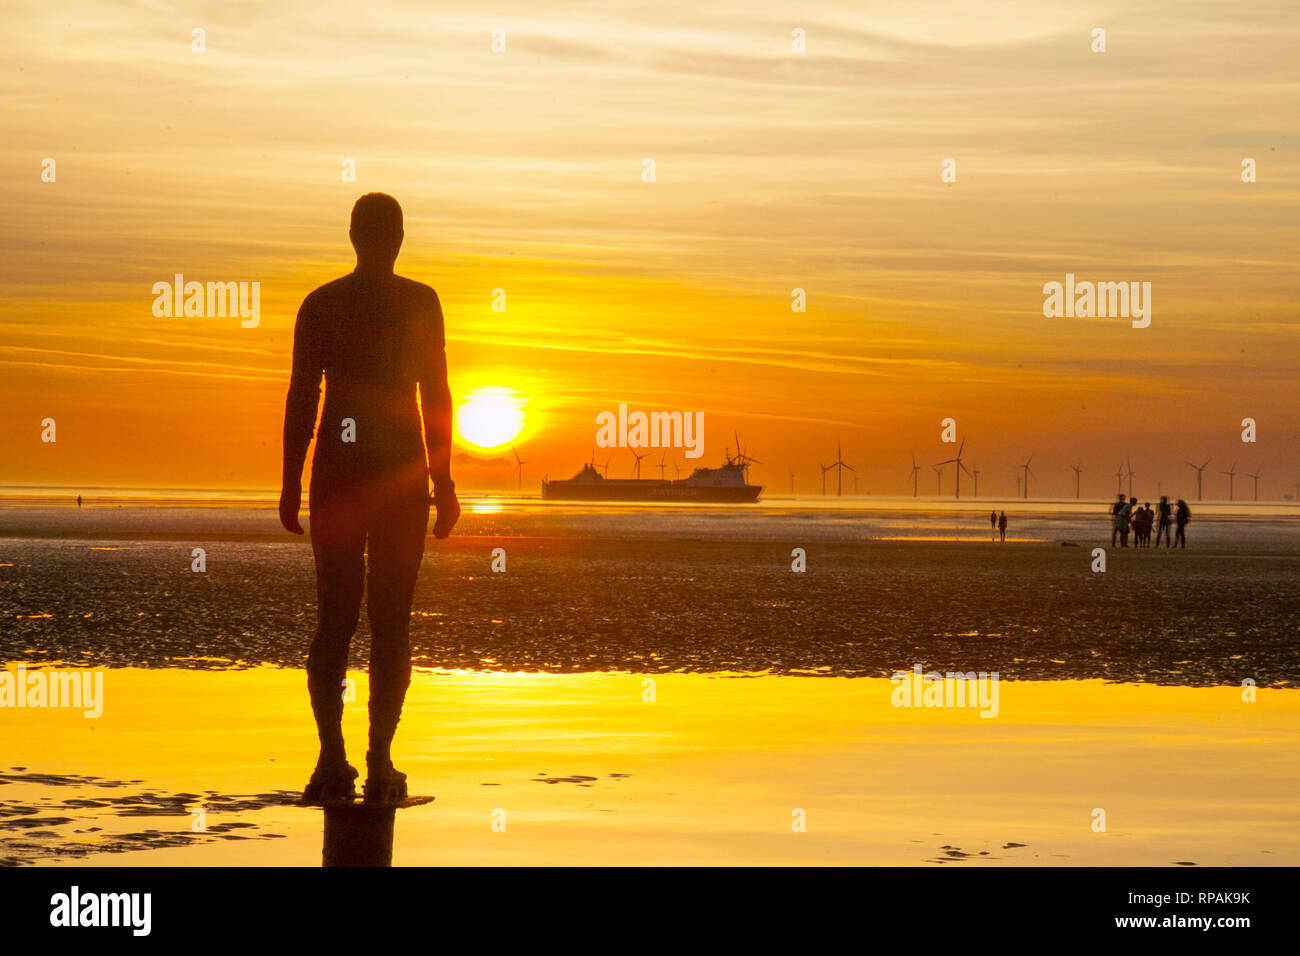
[997,511,1007,543]
[280,192,460,806]
[1175,499,1190,548]
[76,494,82,508]
[990,510,997,541]
[1155,495,1172,547]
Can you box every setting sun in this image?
[454,386,527,451]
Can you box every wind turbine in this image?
[789,470,796,494]
[630,449,647,480]
[1071,464,1083,499]
[654,452,668,480]
[1246,469,1261,501]
[1125,458,1136,498]
[1185,458,1211,501]
[932,464,943,496]
[1019,454,1035,499]
[1220,461,1237,501]
[1114,463,1124,496]
[972,467,980,498]
[510,446,531,490]
[599,456,612,477]
[1014,473,1022,497]
[829,442,855,496]
[819,463,831,496]
[936,438,971,499]
[730,431,762,483]
[909,453,921,497]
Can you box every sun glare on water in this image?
[455,386,527,450]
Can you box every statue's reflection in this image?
[323,804,396,866]
[319,797,433,867]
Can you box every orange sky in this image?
[2,1,1297,498]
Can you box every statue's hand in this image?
[279,485,305,535]
[432,485,460,539]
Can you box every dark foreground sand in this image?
[2,532,1297,685]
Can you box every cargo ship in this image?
[541,451,762,503]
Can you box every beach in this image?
[2,498,1298,684]
[2,497,1298,865]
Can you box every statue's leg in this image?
[304,494,366,801]
[363,486,430,803]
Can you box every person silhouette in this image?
[998,511,1007,542]
[76,494,82,508]
[1155,495,1172,547]
[1110,493,1125,547]
[280,193,459,805]
[1116,496,1135,547]
[1175,498,1190,548]
[990,510,997,541]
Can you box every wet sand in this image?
[3,668,1296,866]
[2,529,1297,684]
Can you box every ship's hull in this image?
[541,481,761,503]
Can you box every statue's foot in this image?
[363,752,408,805]
[303,757,359,805]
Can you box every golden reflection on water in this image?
[2,667,1297,866]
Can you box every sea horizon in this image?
[4,484,1299,512]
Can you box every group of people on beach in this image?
[983,498,1193,548]
[1111,494,1190,548]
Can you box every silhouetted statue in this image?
[280,193,460,805]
